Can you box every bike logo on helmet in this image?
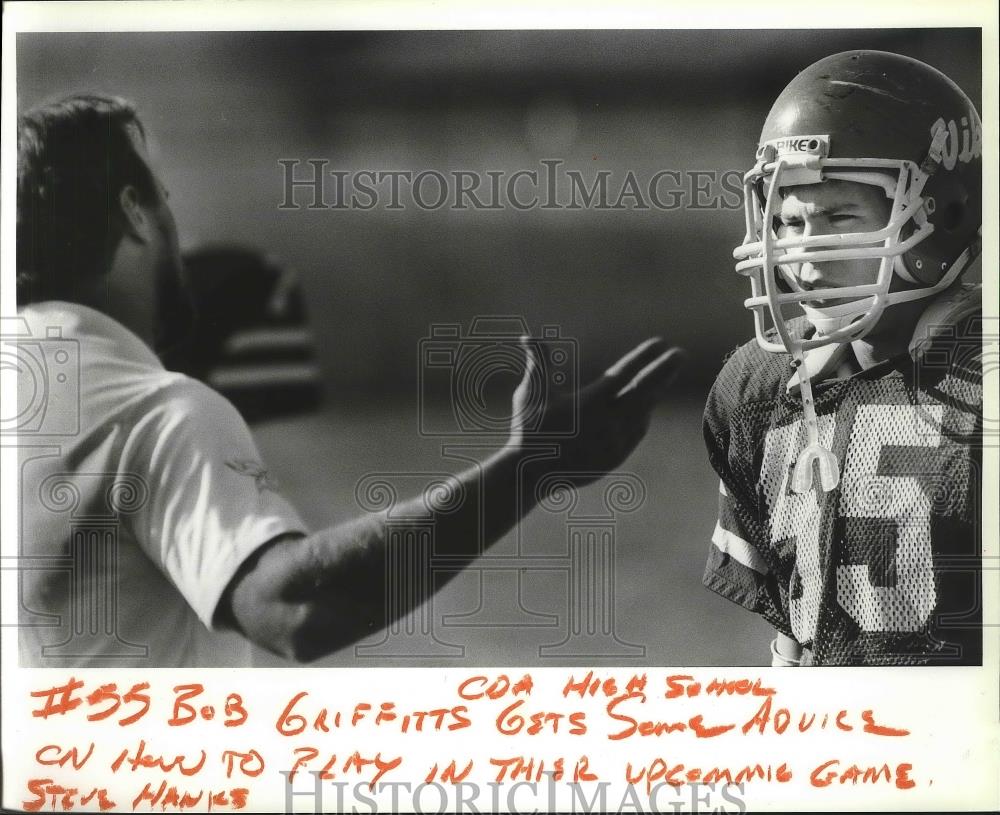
[758,135,830,160]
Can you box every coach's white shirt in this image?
[15,301,306,667]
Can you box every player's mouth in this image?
[780,268,842,305]
[801,289,856,308]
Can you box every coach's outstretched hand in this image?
[225,335,685,662]
[510,336,686,488]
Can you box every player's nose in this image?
[795,260,825,289]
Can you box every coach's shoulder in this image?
[144,374,249,435]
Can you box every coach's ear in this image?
[118,184,154,244]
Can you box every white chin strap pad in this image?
[801,296,877,336]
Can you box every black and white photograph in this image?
[2,2,997,812]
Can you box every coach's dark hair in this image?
[16,94,159,305]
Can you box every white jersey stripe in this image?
[712,521,769,575]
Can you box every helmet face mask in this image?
[732,51,982,493]
[736,136,939,352]
[734,51,982,358]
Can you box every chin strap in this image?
[790,350,839,494]
[800,296,878,337]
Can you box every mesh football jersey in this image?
[703,285,984,666]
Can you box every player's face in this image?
[775,180,892,307]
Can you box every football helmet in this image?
[733,50,982,492]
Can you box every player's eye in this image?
[829,214,857,224]
[776,216,804,231]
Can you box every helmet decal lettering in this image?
[932,111,983,170]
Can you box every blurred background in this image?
[16,29,982,666]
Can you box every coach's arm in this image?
[217,337,684,662]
